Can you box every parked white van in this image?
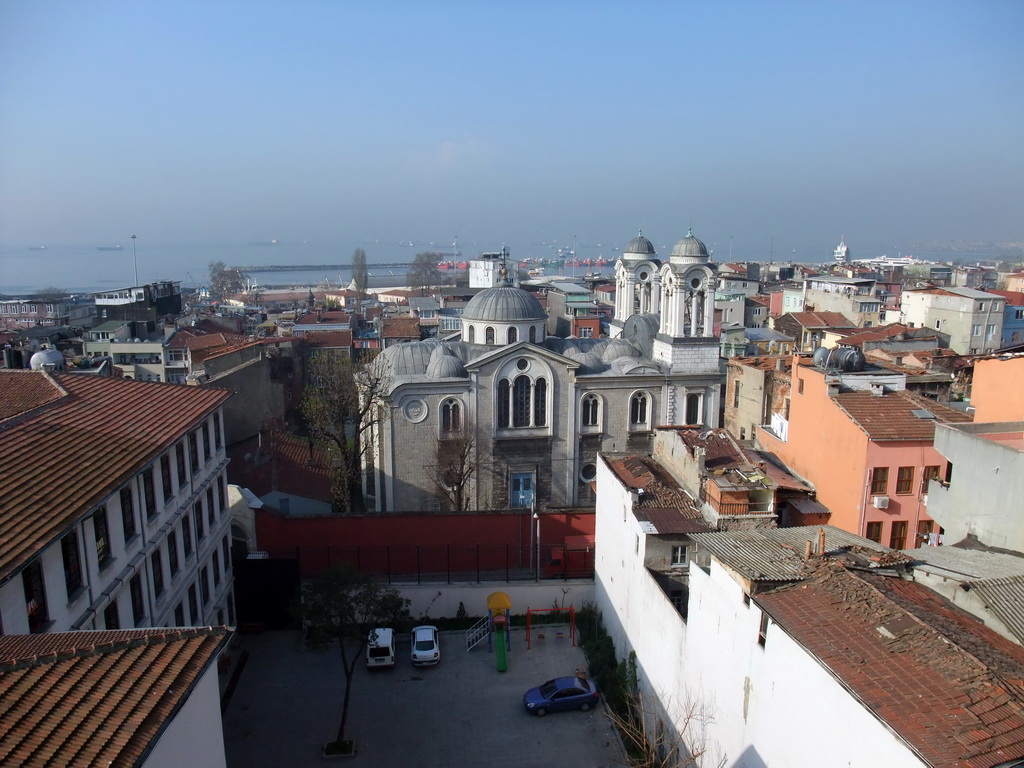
[366,627,396,668]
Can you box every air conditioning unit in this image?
[872,495,890,510]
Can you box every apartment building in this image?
[901,287,1005,354]
[0,370,235,635]
[756,362,971,548]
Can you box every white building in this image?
[0,370,236,635]
[594,458,1024,766]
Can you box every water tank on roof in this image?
[813,346,865,372]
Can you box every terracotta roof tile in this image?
[381,317,421,338]
[759,562,1024,768]
[226,432,333,500]
[295,311,351,326]
[833,389,972,440]
[0,371,232,584]
[0,627,229,768]
[606,455,707,532]
[305,331,353,348]
[786,311,858,328]
[0,371,66,421]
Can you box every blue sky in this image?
[1,0,1022,259]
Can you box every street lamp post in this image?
[131,234,138,286]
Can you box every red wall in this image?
[255,510,596,577]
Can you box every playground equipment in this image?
[487,592,513,672]
[525,605,576,650]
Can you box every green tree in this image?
[208,260,248,299]
[298,565,411,754]
[406,252,442,296]
[300,350,390,511]
[351,248,369,305]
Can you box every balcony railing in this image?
[713,500,774,516]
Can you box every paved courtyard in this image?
[222,627,624,768]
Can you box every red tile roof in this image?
[759,561,1024,768]
[605,455,708,533]
[226,432,333,500]
[304,330,353,349]
[0,371,232,583]
[295,311,351,326]
[786,311,857,328]
[0,627,229,768]
[381,317,421,338]
[833,388,972,441]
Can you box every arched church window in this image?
[582,394,600,427]
[630,392,650,429]
[486,326,495,345]
[441,399,461,434]
[685,393,703,425]
[498,379,510,427]
[508,327,518,344]
[534,377,547,427]
[529,325,537,343]
[512,375,531,427]
[468,325,475,343]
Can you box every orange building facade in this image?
[757,363,970,548]
[971,355,1024,423]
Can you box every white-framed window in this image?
[578,326,593,338]
[581,393,601,429]
[497,373,547,429]
[629,391,651,430]
[986,324,996,339]
[671,545,688,567]
[972,324,981,336]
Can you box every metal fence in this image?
[263,542,595,583]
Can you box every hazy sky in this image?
[1,1,1022,259]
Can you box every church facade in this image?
[362,229,722,512]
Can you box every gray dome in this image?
[426,354,467,379]
[624,230,656,257]
[571,351,607,375]
[600,338,641,362]
[378,341,434,377]
[670,227,710,262]
[463,286,545,323]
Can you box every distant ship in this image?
[28,245,46,250]
[248,240,279,246]
[97,245,123,251]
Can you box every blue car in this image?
[523,676,599,716]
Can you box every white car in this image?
[410,625,440,666]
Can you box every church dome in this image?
[570,351,607,375]
[379,341,434,377]
[624,230,656,258]
[600,338,641,362]
[426,354,467,379]
[670,227,710,263]
[463,285,546,323]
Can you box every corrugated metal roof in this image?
[903,546,1024,581]
[968,576,1024,645]
[692,525,887,582]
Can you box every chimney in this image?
[818,527,826,556]
[804,540,813,560]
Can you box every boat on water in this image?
[528,267,545,278]
[28,245,46,251]
[97,245,123,251]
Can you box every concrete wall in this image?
[143,663,227,768]
[398,582,594,620]
[683,562,923,767]
[929,422,1024,551]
